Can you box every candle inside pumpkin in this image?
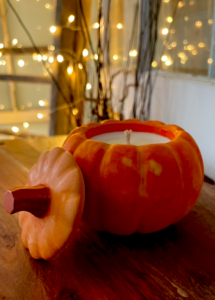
[90,131,170,145]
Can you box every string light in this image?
[0,43,4,49]
[82,49,89,57]
[129,50,138,57]
[178,1,185,8]
[12,39,18,46]
[43,55,48,61]
[48,45,55,51]
[86,83,92,90]
[195,21,202,28]
[178,52,187,60]
[151,61,157,68]
[37,54,42,61]
[0,52,2,57]
[1,60,6,65]
[50,26,57,34]
[0,104,4,109]
[166,17,173,23]
[162,28,169,35]
[78,63,83,69]
[33,53,37,60]
[187,45,195,51]
[184,16,189,21]
[208,58,213,64]
[192,50,197,55]
[57,54,64,62]
[171,42,177,47]
[94,54,98,60]
[94,22,99,28]
[72,108,79,115]
[113,55,118,60]
[180,59,186,64]
[23,122,29,128]
[161,55,168,62]
[67,66,73,75]
[48,56,54,63]
[165,59,173,66]
[117,23,123,29]
[18,60,25,67]
[12,126,19,133]
[184,46,187,50]
[208,19,213,25]
[198,42,205,48]
[68,15,75,23]
[37,113,43,119]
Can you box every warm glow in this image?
[94,22,99,29]
[86,83,92,90]
[192,50,197,55]
[178,1,185,8]
[78,63,83,69]
[180,59,186,64]
[178,52,187,59]
[72,108,79,115]
[208,58,213,64]
[33,53,37,60]
[184,46,187,50]
[183,40,188,44]
[12,126,19,133]
[37,54,42,61]
[39,100,46,107]
[171,42,177,47]
[162,28,169,35]
[166,17,173,23]
[195,21,202,28]
[208,19,213,25]
[1,60,6,65]
[113,55,118,60]
[82,49,89,57]
[57,54,64,62]
[48,45,55,51]
[165,59,173,66]
[67,66,73,74]
[23,122,29,129]
[94,54,98,60]
[12,39,18,46]
[198,43,205,48]
[0,43,4,49]
[117,23,123,29]
[43,55,48,61]
[151,61,157,68]
[0,104,4,109]
[0,52,2,57]
[187,45,195,51]
[68,15,75,23]
[129,50,138,57]
[163,0,169,2]
[37,113,43,119]
[189,0,195,5]
[184,16,189,21]
[161,55,168,62]
[48,56,54,63]
[50,26,57,34]
[45,3,51,9]
[18,60,25,67]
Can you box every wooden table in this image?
[0,137,215,300]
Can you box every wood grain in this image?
[0,138,215,299]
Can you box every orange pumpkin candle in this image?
[63,119,204,235]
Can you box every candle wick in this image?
[124,130,132,145]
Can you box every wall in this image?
[150,71,215,181]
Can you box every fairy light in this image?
[50,26,57,34]
[67,66,73,75]
[198,42,205,48]
[180,59,186,64]
[0,52,2,57]
[0,43,4,49]
[94,54,98,60]
[37,54,42,61]
[78,63,83,69]
[166,17,173,23]
[86,83,92,90]
[187,45,195,51]
[171,42,177,47]
[1,60,6,65]
[12,126,19,133]
[18,60,25,67]
[23,122,29,129]
[184,46,187,50]
[57,54,64,62]
[37,113,43,119]
[189,0,195,5]
[129,50,138,57]
[208,58,213,64]
[162,28,169,35]
[161,55,168,62]
[208,19,213,25]
[48,45,55,51]
[113,55,118,60]
[43,55,48,61]
[178,52,187,60]
[0,104,4,109]
[178,1,185,8]
[151,61,157,68]
[195,21,202,28]
[32,53,37,60]
[12,39,18,46]
[94,22,99,28]
[68,15,75,23]
[183,40,188,44]
[165,59,173,66]
[184,16,189,21]
[72,108,79,115]
[117,23,123,29]
[192,50,197,55]
[45,3,51,9]
[48,56,54,63]
[82,49,89,57]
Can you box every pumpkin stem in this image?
[124,130,132,145]
[4,185,51,218]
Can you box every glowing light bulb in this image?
[45,3,50,9]
[82,49,88,57]
[161,55,168,62]
[0,43,4,49]
[50,26,57,34]
[184,16,189,21]
[166,17,173,23]
[208,58,213,64]
[198,42,205,48]
[39,100,45,107]
[23,122,29,128]
[180,59,186,64]
[72,108,79,115]
[37,113,43,119]
[68,15,75,23]
[1,60,6,65]
[171,42,177,47]
[12,39,18,46]
[67,66,73,74]
[192,50,197,55]
[12,126,19,133]
[165,59,173,66]
[208,19,213,25]
[187,45,194,51]
[178,1,185,8]
[162,28,169,35]
[33,53,37,60]
[78,63,83,69]
[113,55,118,60]
[18,60,25,67]
[43,55,48,61]
[37,54,42,61]
[48,56,54,63]
[94,54,98,60]
[94,22,99,29]
[117,23,123,29]
[0,52,2,57]
[151,61,157,68]
[132,50,137,57]
[57,54,64,62]
[48,45,55,51]
[178,52,187,59]
[86,83,92,90]
[195,21,202,28]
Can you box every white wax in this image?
[91,132,170,146]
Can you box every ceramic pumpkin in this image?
[63,119,204,235]
[4,147,85,260]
